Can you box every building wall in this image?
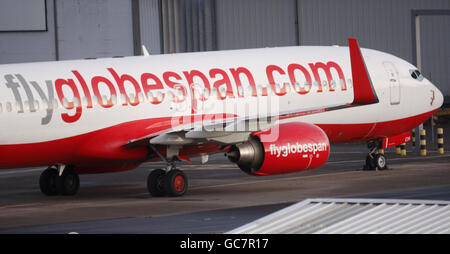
[56,0,134,60]
[0,0,135,64]
[0,0,56,64]
[215,0,298,50]
[0,0,448,100]
[0,0,47,31]
[297,0,450,61]
[139,0,162,54]
[296,0,450,99]
[419,15,450,98]
[160,0,216,53]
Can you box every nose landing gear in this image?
[363,140,388,171]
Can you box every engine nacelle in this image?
[226,122,330,175]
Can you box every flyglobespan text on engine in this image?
[269,142,328,157]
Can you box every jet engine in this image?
[226,122,330,175]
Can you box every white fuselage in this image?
[0,46,443,147]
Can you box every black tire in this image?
[363,155,377,171]
[55,166,80,196]
[147,169,167,197]
[374,154,387,170]
[39,167,59,196]
[163,169,188,197]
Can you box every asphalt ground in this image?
[0,120,449,234]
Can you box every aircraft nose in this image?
[432,83,444,109]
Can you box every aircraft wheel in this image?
[55,166,80,196]
[163,169,188,197]
[374,154,387,170]
[39,167,59,196]
[147,169,167,197]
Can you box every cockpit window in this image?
[409,69,424,81]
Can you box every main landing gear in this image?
[39,165,80,196]
[147,166,188,197]
[147,145,188,197]
[363,140,388,171]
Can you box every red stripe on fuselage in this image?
[0,114,235,171]
[0,109,437,172]
[318,109,438,143]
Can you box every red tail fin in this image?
[349,38,379,105]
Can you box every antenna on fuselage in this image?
[142,45,150,56]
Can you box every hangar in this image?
[0,0,449,103]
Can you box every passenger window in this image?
[120,94,127,104]
[220,86,227,97]
[346,79,353,88]
[15,102,21,112]
[6,102,12,112]
[330,80,336,90]
[294,82,301,92]
[73,97,80,107]
[92,96,98,106]
[129,93,136,103]
[82,96,88,106]
[34,100,39,111]
[53,98,59,109]
[285,83,291,93]
[339,79,345,89]
[23,101,29,111]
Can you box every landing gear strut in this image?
[39,165,80,196]
[147,145,188,197]
[363,140,387,171]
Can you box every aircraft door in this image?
[383,61,400,105]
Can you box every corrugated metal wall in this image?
[420,15,450,98]
[296,0,450,100]
[139,0,162,54]
[160,0,216,53]
[0,0,448,99]
[0,0,135,64]
[215,0,298,50]
[0,0,56,64]
[56,0,134,60]
[297,0,450,63]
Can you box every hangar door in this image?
[419,15,450,104]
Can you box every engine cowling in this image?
[226,122,330,175]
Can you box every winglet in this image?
[348,38,379,105]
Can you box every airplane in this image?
[0,38,443,197]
